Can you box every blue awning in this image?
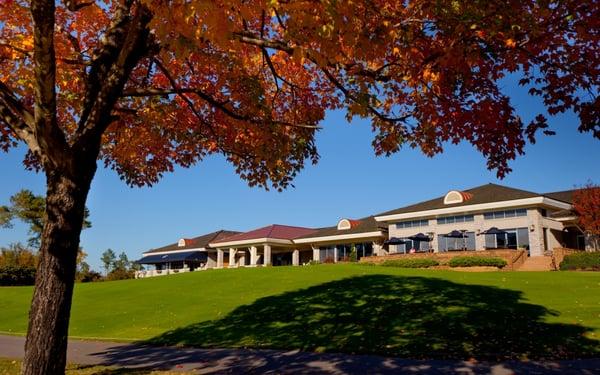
[136,251,207,264]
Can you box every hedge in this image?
[380,258,439,268]
[448,256,507,268]
[560,252,600,271]
[0,265,36,286]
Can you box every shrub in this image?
[560,252,600,271]
[448,256,507,268]
[106,268,135,281]
[0,265,36,286]
[381,258,439,268]
[78,270,104,283]
[349,249,357,262]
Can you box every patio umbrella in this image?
[407,233,432,252]
[384,237,406,245]
[444,230,465,238]
[444,230,468,250]
[479,227,507,250]
[408,233,432,242]
[480,227,507,235]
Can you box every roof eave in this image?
[375,197,572,222]
[293,230,384,244]
[209,237,295,248]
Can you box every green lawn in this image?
[1,265,599,359]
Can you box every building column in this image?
[239,250,246,267]
[264,244,272,266]
[312,246,320,262]
[373,242,384,257]
[217,248,224,268]
[333,246,338,263]
[292,249,300,266]
[250,246,258,266]
[229,248,237,268]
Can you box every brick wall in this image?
[360,249,527,270]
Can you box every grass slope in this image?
[1,265,599,359]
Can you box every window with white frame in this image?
[395,219,429,229]
[483,209,527,220]
[437,214,474,225]
[484,227,529,249]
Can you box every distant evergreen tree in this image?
[100,249,116,276]
[1,189,91,248]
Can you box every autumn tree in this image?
[573,183,600,251]
[0,242,37,268]
[0,0,598,373]
[0,189,91,248]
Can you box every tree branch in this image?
[233,32,293,54]
[0,80,41,154]
[63,0,94,12]
[74,3,153,150]
[31,0,70,169]
[121,86,320,129]
[77,0,134,132]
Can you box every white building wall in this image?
[386,207,558,256]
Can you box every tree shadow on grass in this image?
[147,274,599,361]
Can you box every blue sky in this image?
[1,83,599,270]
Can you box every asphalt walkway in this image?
[1,335,599,374]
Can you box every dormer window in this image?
[337,218,360,230]
[178,238,187,247]
[443,190,473,205]
[337,219,351,230]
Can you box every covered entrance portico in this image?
[209,224,316,268]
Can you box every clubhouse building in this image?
[136,183,591,277]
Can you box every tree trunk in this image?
[22,166,95,375]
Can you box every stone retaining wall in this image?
[551,247,584,269]
[360,249,527,271]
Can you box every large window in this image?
[396,219,429,229]
[319,242,374,261]
[437,214,474,225]
[484,227,529,249]
[437,232,476,251]
[483,209,527,220]
[396,240,431,253]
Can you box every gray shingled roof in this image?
[144,230,240,254]
[375,183,542,217]
[295,216,386,240]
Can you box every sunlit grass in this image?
[0,265,599,359]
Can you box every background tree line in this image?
[0,189,141,285]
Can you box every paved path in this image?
[1,335,599,374]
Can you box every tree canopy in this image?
[1,0,597,188]
[573,182,600,250]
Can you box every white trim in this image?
[293,231,384,244]
[142,247,206,256]
[209,237,294,247]
[552,216,578,222]
[375,197,572,222]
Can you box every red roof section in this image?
[214,224,316,243]
[348,219,362,228]
[460,191,474,202]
